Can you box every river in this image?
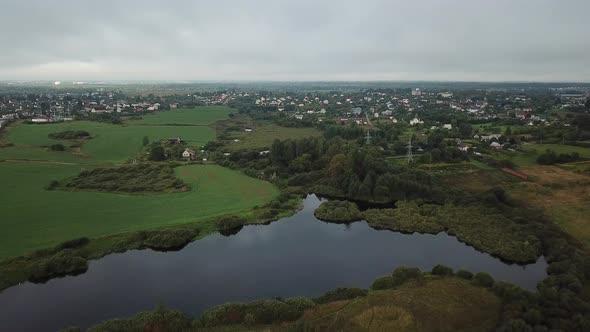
[0,194,547,331]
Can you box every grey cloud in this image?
[0,0,589,81]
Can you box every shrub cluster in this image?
[48,130,90,140]
[371,266,424,290]
[27,250,88,282]
[313,200,362,222]
[140,228,198,251]
[312,287,368,304]
[198,297,316,327]
[49,143,65,151]
[59,164,190,193]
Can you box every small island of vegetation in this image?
[313,200,362,222]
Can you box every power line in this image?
[406,136,413,164]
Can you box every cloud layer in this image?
[1,0,589,81]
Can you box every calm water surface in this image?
[0,195,547,332]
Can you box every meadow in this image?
[225,122,322,151]
[494,143,590,167]
[0,162,278,259]
[130,106,232,125]
[3,121,215,162]
[0,106,283,259]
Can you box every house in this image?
[167,137,182,144]
[182,148,196,159]
[490,142,502,149]
[480,134,501,141]
[443,124,452,130]
[259,150,270,155]
[409,118,424,126]
[244,128,253,132]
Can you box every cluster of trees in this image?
[148,142,188,161]
[537,149,581,165]
[48,130,90,140]
[56,164,189,193]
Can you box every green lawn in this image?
[3,121,216,162]
[130,106,233,125]
[0,162,278,259]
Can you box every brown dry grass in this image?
[297,277,501,332]
[510,165,590,248]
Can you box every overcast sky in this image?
[1,0,589,82]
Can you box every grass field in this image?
[219,117,322,151]
[509,164,590,249]
[495,143,590,167]
[0,162,278,260]
[130,106,232,125]
[297,277,500,331]
[2,121,215,162]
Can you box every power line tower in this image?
[365,129,371,145]
[406,135,413,164]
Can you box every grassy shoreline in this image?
[0,194,303,292]
[73,267,510,332]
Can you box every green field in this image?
[500,143,590,167]
[3,121,215,162]
[130,106,232,125]
[226,123,322,151]
[0,162,278,259]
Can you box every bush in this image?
[472,272,495,288]
[217,216,246,230]
[141,229,198,251]
[431,264,453,276]
[371,276,397,290]
[456,269,474,280]
[313,200,362,222]
[199,297,313,327]
[372,266,423,290]
[88,306,192,332]
[50,143,65,151]
[55,237,90,251]
[391,266,423,285]
[47,180,60,190]
[313,287,368,304]
[48,130,90,140]
[27,251,88,282]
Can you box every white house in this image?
[182,148,196,159]
[443,124,452,130]
[490,142,502,149]
[409,118,424,126]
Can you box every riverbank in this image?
[315,199,542,263]
[0,193,303,292]
[72,267,510,332]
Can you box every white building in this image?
[409,117,424,126]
